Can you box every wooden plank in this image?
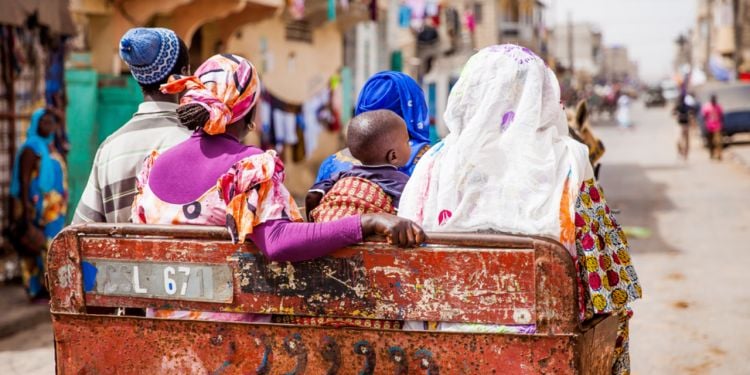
[53,314,580,375]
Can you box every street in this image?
[1,102,749,374]
[597,102,750,374]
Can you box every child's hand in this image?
[361,213,426,248]
[304,191,323,222]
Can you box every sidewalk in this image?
[0,284,51,339]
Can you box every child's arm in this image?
[304,191,324,221]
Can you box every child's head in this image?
[347,110,411,167]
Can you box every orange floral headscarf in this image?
[161,54,260,135]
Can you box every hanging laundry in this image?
[328,0,336,21]
[340,0,349,10]
[425,0,439,17]
[302,89,328,158]
[407,0,426,28]
[328,74,342,132]
[390,51,403,71]
[429,4,441,26]
[340,67,353,127]
[446,7,460,36]
[272,108,299,149]
[398,5,411,28]
[292,116,306,162]
[464,8,476,34]
[290,0,305,20]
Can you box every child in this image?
[306,110,411,222]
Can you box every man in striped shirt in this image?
[73,28,192,223]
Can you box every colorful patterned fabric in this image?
[311,177,396,222]
[310,165,409,209]
[570,180,642,316]
[132,149,303,244]
[161,54,260,135]
[147,308,271,323]
[272,315,403,330]
[10,109,68,299]
[569,180,640,374]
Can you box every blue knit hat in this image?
[119,28,181,85]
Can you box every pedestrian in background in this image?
[9,109,68,302]
[72,28,191,224]
[674,94,691,160]
[701,94,724,161]
[616,91,632,129]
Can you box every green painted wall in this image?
[64,71,142,223]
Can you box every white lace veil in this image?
[399,45,593,239]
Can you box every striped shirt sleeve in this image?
[72,148,106,223]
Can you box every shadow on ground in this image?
[598,163,679,254]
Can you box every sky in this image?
[545,0,698,82]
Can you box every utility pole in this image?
[733,0,742,74]
[706,0,713,73]
[567,11,574,73]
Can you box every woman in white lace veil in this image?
[399,45,641,375]
[399,45,591,240]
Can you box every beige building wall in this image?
[227,18,343,102]
[474,0,499,48]
[227,18,346,198]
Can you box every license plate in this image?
[84,259,233,303]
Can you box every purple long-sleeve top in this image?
[146,131,363,261]
[249,217,362,262]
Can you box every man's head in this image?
[36,110,59,138]
[347,110,411,167]
[711,94,718,105]
[119,28,189,94]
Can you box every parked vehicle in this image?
[644,87,667,107]
[696,83,750,144]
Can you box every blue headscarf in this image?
[10,109,56,198]
[316,72,432,182]
[354,71,430,144]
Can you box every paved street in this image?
[596,102,750,374]
[1,101,749,374]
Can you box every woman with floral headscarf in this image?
[132,54,424,322]
[398,45,642,374]
[10,108,67,301]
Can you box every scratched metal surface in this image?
[48,225,578,328]
[47,224,597,374]
[76,236,536,325]
[52,314,584,374]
